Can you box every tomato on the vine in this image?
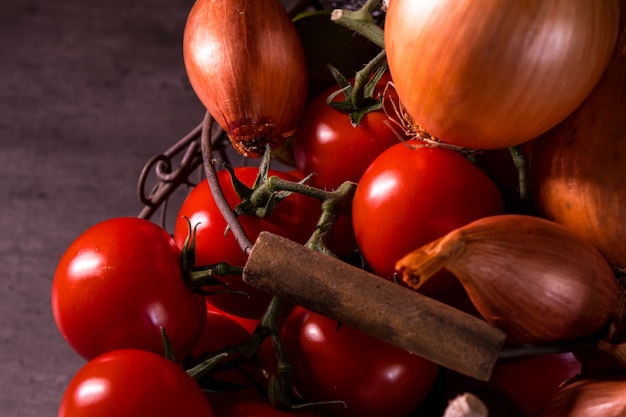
[51,217,206,361]
[58,349,214,417]
[173,167,319,319]
[281,306,439,417]
[351,141,505,294]
[293,72,404,191]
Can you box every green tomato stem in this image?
[330,0,385,48]
[351,49,387,110]
[267,177,358,255]
[508,145,531,212]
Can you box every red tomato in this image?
[486,352,581,417]
[293,73,405,191]
[51,217,206,361]
[446,352,581,417]
[173,167,319,319]
[287,169,358,257]
[190,302,267,388]
[351,141,504,293]
[58,349,214,417]
[205,301,260,334]
[281,306,439,417]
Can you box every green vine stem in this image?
[508,145,531,212]
[327,0,387,126]
[192,113,359,407]
[330,0,385,48]
[350,49,387,110]
[265,177,358,256]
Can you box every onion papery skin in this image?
[537,377,626,417]
[384,0,620,150]
[183,0,308,157]
[396,214,621,345]
[530,0,626,269]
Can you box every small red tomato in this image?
[486,352,581,417]
[446,352,581,417]
[59,349,214,417]
[352,141,504,293]
[294,73,404,191]
[281,306,439,417]
[173,167,319,319]
[52,217,206,361]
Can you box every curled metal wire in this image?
[136,119,232,228]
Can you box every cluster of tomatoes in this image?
[51,70,585,417]
[50,0,625,415]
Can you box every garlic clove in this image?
[443,393,489,417]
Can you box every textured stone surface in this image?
[0,1,204,415]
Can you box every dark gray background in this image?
[1,1,207,415]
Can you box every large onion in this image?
[183,0,308,157]
[384,0,620,150]
[530,0,626,269]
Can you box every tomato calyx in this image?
[220,145,299,219]
[180,216,246,295]
[326,54,387,127]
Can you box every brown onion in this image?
[384,0,620,150]
[537,377,626,417]
[395,214,621,345]
[530,0,626,269]
[183,0,308,157]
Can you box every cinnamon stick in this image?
[242,231,506,381]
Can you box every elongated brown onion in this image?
[384,0,620,149]
[183,0,308,157]
[530,0,626,269]
[537,377,626,417]
[395,214,621,345]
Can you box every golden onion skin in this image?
[384,0,620,150]
[530,0,626,269]
[183,0,308,157]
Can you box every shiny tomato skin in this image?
[192,302,254,359]
[281,306,439,417]
[58,349,214,417]
[293,73,404,191]
[51,217,207,361]
[486,352,581,417]
[173,167,319,319]
[352,141,504,292]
